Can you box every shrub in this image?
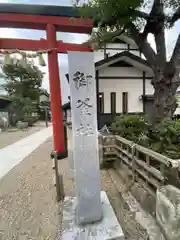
[110,114,180,159]
[23,116,38,127]
[149,120,180,159]
[111,114,150,143]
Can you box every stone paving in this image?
[0,125,52,180]
[0,122,47,149]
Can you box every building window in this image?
[122,92,128,114]
[99,92,104,113]
[111,92,116,114]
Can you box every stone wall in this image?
[156,185,180,240]
[98,134,180,240]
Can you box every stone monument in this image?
[61,52,124,240]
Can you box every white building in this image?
[63,35,179,129]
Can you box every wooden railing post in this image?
[52,152,65,202]
[102,135,180,196]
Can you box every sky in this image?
[0,0,179,104]
[0,0,89,103]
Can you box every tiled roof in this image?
[95,51,149,68]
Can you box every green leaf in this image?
[2,56,44,121]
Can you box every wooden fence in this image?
[99,134,180,195]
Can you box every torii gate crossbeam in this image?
[0,3,93,159]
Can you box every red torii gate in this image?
[0,3,93,158]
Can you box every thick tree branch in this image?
[170,33,180,75]
[153,0,166,64]
[141,0,157,38]
[128,8,150,20]
[139,0,166,65]
[129,23,157,70]
[154,30,166,65]
[169,6,180,26]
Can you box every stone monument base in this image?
[61,191,124,240]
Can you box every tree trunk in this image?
[153,79,178,125]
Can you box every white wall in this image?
[94,49,104,63]
[129,50,141,57]
[98,67,154,114]
[107,43,128,49]
[175,107,180,114]
[99,67,143,78]
[175,86,180,114]
[145,79,154,95]
[106,49,140,58]
[99,78,143,113]
[93,42,141,63]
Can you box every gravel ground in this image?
[0,122,47,149]
[0,137,147,240]
[0,138,59,240]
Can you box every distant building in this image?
[39,89,50,103]
[0,54,6,96]
[0,95,12,126]
[39,89,51,121]
[0,54,3,65]
[0,72,6,96]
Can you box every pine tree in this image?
[2,56,44,122]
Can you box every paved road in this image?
[0,121,46,149]
[0,126,52,180]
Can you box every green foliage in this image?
[111,114,180,159]
[76,0,144,25]
[111,114,150,142]
[23,116,38,127]
[75,0,180,49]
[164,0,179,9]
[75,0,147,49]
[149,120,180,159]
[2,57,44,124]
[2,59,43,99]
[76,0,180,126]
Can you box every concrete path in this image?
[0,126,52,180]
[0,121,47,149]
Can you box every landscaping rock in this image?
[156,185,180,240]
[16,121,28,130]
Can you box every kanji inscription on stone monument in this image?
[73,71,92,90]
[68,51,102,224]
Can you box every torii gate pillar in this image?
[0,3,94,159]
[46,24,64,155]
